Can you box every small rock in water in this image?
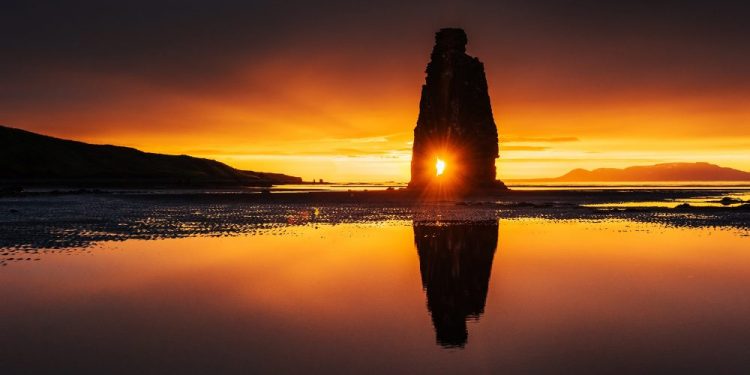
[720,197,742,205]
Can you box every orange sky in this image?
[2,1,749,182]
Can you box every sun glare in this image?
[436,158,446,176]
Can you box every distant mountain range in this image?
[0,125,301,187]
[512,162,750,182]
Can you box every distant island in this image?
[511,162,750,183]
[0,125,301,188]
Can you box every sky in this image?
[2,0,749,182]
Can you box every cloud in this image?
[3,0,750,182]
[501,146,550,151]
[502,137,579,143]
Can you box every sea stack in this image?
[409,28,505,192]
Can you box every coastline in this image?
[1,187,748,251]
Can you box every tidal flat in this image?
[1,189,750,373]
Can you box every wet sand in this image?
[1,188,748,254]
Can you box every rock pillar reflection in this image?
[413,220,499,348]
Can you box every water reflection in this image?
[413,220,498,348]
[3,220,750,372]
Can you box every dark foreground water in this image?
[1,191,750,374]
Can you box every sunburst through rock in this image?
[436,158,446,176]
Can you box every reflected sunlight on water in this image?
[1,219,750,373]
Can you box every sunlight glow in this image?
[436,158,446,176]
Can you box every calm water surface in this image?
[2,219,750,374]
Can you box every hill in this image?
[515,162,750,182]
[0,125,301,187]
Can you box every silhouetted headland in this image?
[510,162,750,183]
[0,125,301,188]
[409,28,506,193]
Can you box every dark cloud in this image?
[2,0,749,125]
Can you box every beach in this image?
[1,188,749,373]
[1,187,748,252]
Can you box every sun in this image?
[435,158,446,176]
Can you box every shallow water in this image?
[581,191,750,209]
[2,218,750,374]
